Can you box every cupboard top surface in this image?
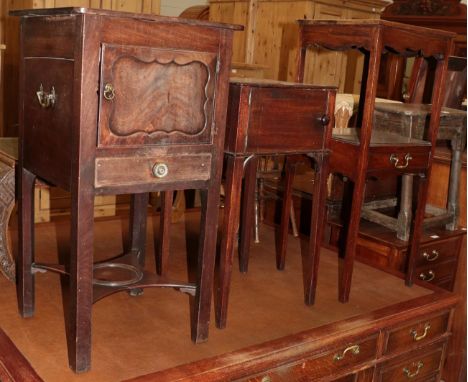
[10,7,243,31]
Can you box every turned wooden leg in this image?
[339,176,366,303]
[303,155,329,305]
[238,156,258,273]
[18,168,36,317]
[68,187,94,372]
[192,185,221,343]
[129,193,149,268]
[277,156,296,271]
[406,175,429,286]
[156,190,173,276]
[216,155,244,329]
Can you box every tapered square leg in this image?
[129,193,149,267]
[156,190,173,275]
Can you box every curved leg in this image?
[18,167,36,317]
[156,190,173,276]
[238,156,258,273]
[216,155,244,329]
[0,162,16,282]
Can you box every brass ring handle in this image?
[389,153,413,169]
[103,83,115,101]
[410,323,431,341]
[403,361,424,378]
[36,84,56,108]
[423,250,439,262]
[419,270,435,282]
[333,344,360,362]
[152,163,169,178]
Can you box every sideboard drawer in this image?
[415,237,460,267]
[95,154,212,188]
[244,336,377,382]
[384,312,449,354]
[377,343,444,382]
[367,146,430,174]
[417,260,458,285]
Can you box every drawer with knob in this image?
[242,336,377,382]
[377,342,445,381]
[95,154,212,189]
[384,312,449,355]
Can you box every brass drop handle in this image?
[333,344,360,362]
[403,361,424,378]
[152,163,168,178]
[36,84,56,108]
[419,270,435,282]
[410,323,431,341]
[103,83,115,101]
[389,153,413,169]
[423,250,439,262]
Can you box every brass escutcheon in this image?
[36,84,56,108]
[389,153,413,169]
[103,83,115,101]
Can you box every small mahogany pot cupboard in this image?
[13,7,240,373]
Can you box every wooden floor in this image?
[0,210,429,382]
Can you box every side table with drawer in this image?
[14,7,240,372]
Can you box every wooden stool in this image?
[15,8,239,373]
[297,19,454,302]
[215,78,335,328]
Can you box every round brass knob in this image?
[152,163,168,178]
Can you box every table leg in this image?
[157,190,173,276]
[446,141,463,231]
[396,174,413,241]
[68,187,94,372]
[18,167,36,317]
[238,156,258,273]
[216,155,244,329]
[129,193,149,268]
[192,185,221,342]
[0,162,16,282]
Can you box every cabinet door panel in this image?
[98,43,217,147]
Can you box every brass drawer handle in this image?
[36,84,56,108]
[419,270,435,282]
[389,153,412,169]
[103,83,115,101]
[333,344,360,361]
[410,323,431,341]
[403,361,424,378]
[152,163,169,178]
[261,376,271,382]
[423,250,439,262]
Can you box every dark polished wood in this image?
[14,7,240,373]
[297,19,454,303]
[215,78,335,329]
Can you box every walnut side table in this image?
[297,19,454,302]
[14,7,240,373]
[215,78,335,328]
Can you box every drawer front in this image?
[385,312,449,355]
[98,44,218,147]
[415,237,461,267]
[378,344,444,382]
[243,336,377,382]
[23,58,74,190]
[245,87,331,153]
[417,260,457,285]
[95,154,211,188]
[367,147,430,173]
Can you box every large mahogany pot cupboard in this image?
[13,7,240,372]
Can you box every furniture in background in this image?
[296,19,454,303]
[211,78,335,327]
[15,7,239,372]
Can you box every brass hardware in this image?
[103,83,115,100]
[419,270,435,282]
[36,84,56,108]
[410,323,431,341]
[261,376,271,382]
[320,114,330,126]
[423,250,439,262]
[333,344,360,361]
[152,163,169,178]
[403,361,424,378]
[390,153,413,169]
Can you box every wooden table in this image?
[14,7,240,373]
[215,78,335,328]
[297,19,454,301]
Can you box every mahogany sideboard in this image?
[13,7,240,373]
